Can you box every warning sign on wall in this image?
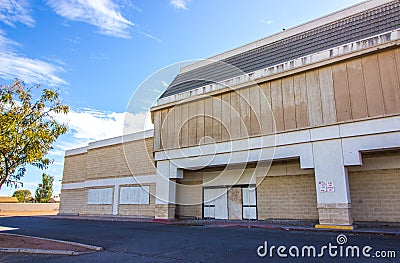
[318,180,335,193]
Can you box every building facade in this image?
[60,0,400,229]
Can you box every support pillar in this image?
[154,160,181,219]
[312,140,354,230]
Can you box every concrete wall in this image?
[0,203,59,212]
[60,136,156,217]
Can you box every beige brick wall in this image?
[62,154,87,183]
[61,137,156,217]
[257,174,318,220]
[176,178,203,218]
[83,204,113,216]
[59,189,87,215]
[118,183,155,217]
[123,138,156,176]
[349,169,400,222]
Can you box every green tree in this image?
[12,189,32,203]
[0,79,68,189]
[35,173,54,203]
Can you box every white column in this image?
[155,160,178,205]
[312,139,353,226]
[112,183,119,216]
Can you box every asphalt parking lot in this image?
[0,216,399,262]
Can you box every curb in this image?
[0,233,103,254]
[205,223,400,236]
[50,215,400,236]
[0,247,90,255]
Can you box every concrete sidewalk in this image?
[48,215,400,236]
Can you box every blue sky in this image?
[0,0,363,197]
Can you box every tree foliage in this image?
[12,189,32,203]
[35,173,54,203]
[0,79,69,189]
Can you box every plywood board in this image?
[167,107,175,149]
[361,54,384,117]
[173,105,181,149]
[282,76,296,130]
[212,95,222,142]
[239,87,251,137]
[259,82,274,134]
[230,91,241,139]
[378,50,400,114]
[332,63,351,122]
[196,99,205,144]
[271,79,284,131]
[153,111,161,151]
[180,103,189,148]
[221,92,231,141]
[347,59,368,119]
[160,108,169,149]
[228,187,242,220]
[305,70,323,127]
[318,67,337,124]
[188,101,197,146]
[204,97,213,143]
[249,86,261,136]
[293,73,309,128]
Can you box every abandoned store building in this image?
[60,0,400,229]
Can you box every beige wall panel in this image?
[212,95,222,142]
[347,59,368,119]
[249,86,261,136]
[271,79,284,131]
[318,67,337,124]
[221,92,231,141]
[394,48,400,89]
[361,54,385,117]
[176,180,202,218]
[196,99,205,145]
[160,109,168,149]
[257,174,318,220]
[230,91,241,139]
[173,105,181,148]
[293,73,309,128]
[281,77,296,130]
[332,63,352,122]
[167,108,175,149]
[377,50,400,115]
[259,82,274,134]
[188,101,197,146]
[349,169,400,222]
[180,103,189,148]
[63,154,87,183]
[239,87,251,137]
[204,97,213,144]
[305,70,323,127]
[153,111,161,151]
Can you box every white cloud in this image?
[171,0,192,10]
[0,0,35,27]
[55,108,153,149]
[0,30,66,86]
[47,0,135,38]
[260,20,273,24]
